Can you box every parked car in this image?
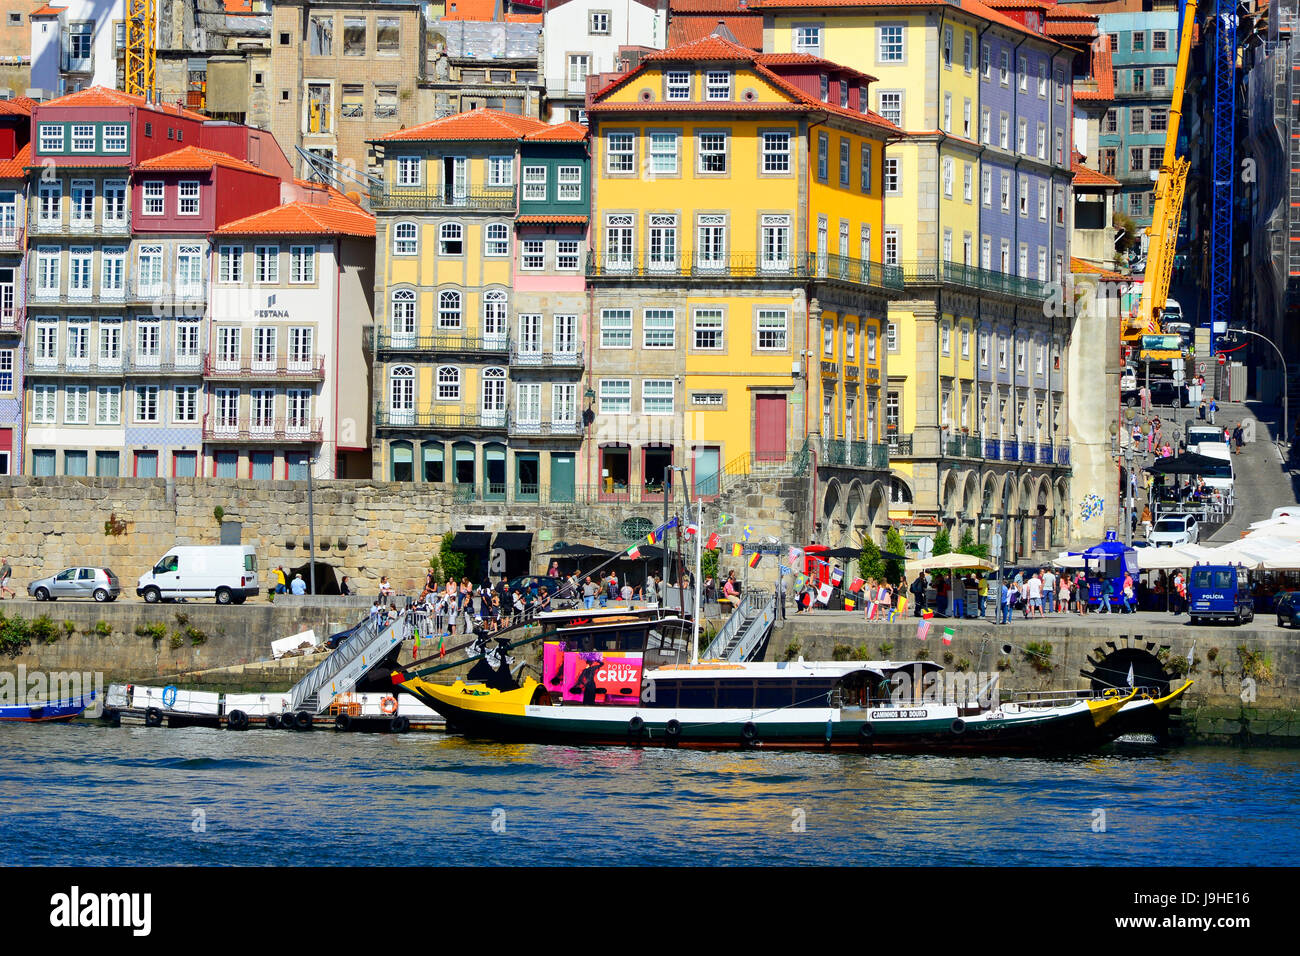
[1274,591,1300,627]
[1147,514,1200,547]
[1147,380,1187,408]
[1188,565,1253,625]
[28,567,121,602]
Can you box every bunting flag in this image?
[922,609,935,620]
[645,528,659,546]
[794,573,807,590]
[917,618,932,641]
[778,563,792,575]
[627,545,642,559]
[742,524,755,541]
[731,542,744,557]
[438,633,446,658]
[718,512,733,526]
[942,627,955,646]
[686,523,699,536]
[849,577,865,593]
[663,516,680,532]
[896,596,908,617]
[787,546,804,564]
[413,632,420,660]
[843,596,856,611]
[705,531,721,550]
[748,552,762,569]
[816,583,833,605]
[830,567,844,587]
[866,601,877,621]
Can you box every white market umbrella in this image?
[906,553,995,573]
[1052,551,1085,569]
[1135,545,1201,571]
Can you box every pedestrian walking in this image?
[1232,422,1244,455]
[0,556,15,599]
[1208,399,1217,425]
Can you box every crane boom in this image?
[124,0,156,99]
[1126,0,1198,341]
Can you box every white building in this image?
[541,0,666,122]
[29,0,130,99]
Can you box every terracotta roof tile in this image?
[667,14,764,51]
[1071,257,1126,281]
[133,145,270,176]
[0,96,37,117]
[372,108,552,143]
[517,214,589,224]
[1072,159,1120,188]
[669,0,753,10]
[751,0,1071,47]
[0,143,30,179]
[29,4,66,16]
[1074,40,1114,101]
[216,191,374,238]
[643,33,756,61]
[756,52,877,83]
[523,121,589,142]
[39,85,209,122]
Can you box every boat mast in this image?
[691,496,703,666]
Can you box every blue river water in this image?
[1,723,1296,866]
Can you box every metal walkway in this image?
[702,589,777,662]
[284,613,410,715]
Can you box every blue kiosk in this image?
[1076,532,1139,609]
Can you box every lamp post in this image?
[1227,329,1288,452]
[663,464,688,591]
[1114,412,1150,544]
[305,452,317,596]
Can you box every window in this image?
[374,86,397,118]
[35,248,58,293]
[567,54,590,90]
[0,349,10,393]
[861,143,872,191]
[254,245,279,283]
[650,131,678,174]
[176,245,203,293]
[557,166,582,201]
[1037,124,1046,160]
[692,308,723,349]
[981,168,991,206]
[438,290,462,330]
[376,16,400,52]
[589,10,610,34]
[174,386,198,424]
[485,223,509,257]
[793,25,821,54]
[290,245,316,283]
[963,33,973,71]
[643,309,676,349]
[943,158,954,198]
[823,320,834,356]
[1132,31,1144,52]
[343,15,365,54]
[439,223,463,256]
[666,71,690,100]
[96,386,120,425]
[883,227,899,265]
[1054,128,1064,164]
[521,239,545,270]
[941,323,951,356]
[943,93,952,133]
[32,385,57,424]
[38,124,63,153]
[604,214,633,268]
[392,222,417,257]
[396,156,421,187]
[1038,62,1048,97]
[598,379,631,415]
[340,84,364,119]
[522,165,547,201]
[838,138,850,186]
[698,131,727,173]
[175,180,199,216]
[981,108,990,144]
[136,245,163,293]
[943,27,953,68]
[66,180,93,227]
[884,157,900,194]
[606,131,634,173]
[878,90,902,126]
[761,215,790,269]
[600,309,632,348]
[556,239,580,271]
[981,236,991,269]
[1018,56,1027,91]
[963,164,972,202]
[1153,68,1167,89]
[643,380,674,415]
[705,71,731,100]
[1038,183,1048,221]
[648,215,678,270]
[70,124,95,152]
[1019,179,1028,217]
[879,25,903,62]
[999,114,1009,149]
[1017,119,1027,154]
[423,365,457,404]
[1055,185,1066,225]
[697,215,726,268]
[867,326,877,362]
[1132,69,1145,93]
[1150,107,1169,132]
[999,51,1010,84]
[763,132,791,173]
[218,245,243,283]
[1131,147,1145,172]
[486,156,514,188]
[757,309,788,350]
[981,43,990,78]
[66,318,89,364]
[1130,108,1145,134]
[138,180,163,216]
[886,322,898,351]
[1153,30,1168,51]
[135,385,160,423]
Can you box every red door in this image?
[755,395,787,461]
[0,427,11,475]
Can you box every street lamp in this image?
[663,464,688,589]
[305,452,317,596]
[1114,412,1150,544]
[1225,329,1288,451]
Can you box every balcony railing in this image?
[507,413,583,438]
[28,216,131,236]
[370,186,517,211]
[945,434,983,458]
[1038,443,1054,464]
[586,251,905,292]
[1001,439,1020,461]
[203,356,326,381]
[126,278,206,306]
[373,406,508,431]
[897,258,1051,302]
[27,352,204,376]
[819,438,890,469]
[984,438,1001,460]
[202,417,323,443]
[0,226,24,252]
[1020,442,1037,463]
[374,329,510,356]
[1056,444,1071,466]
[887,432,913,456]
[508,346,585,369]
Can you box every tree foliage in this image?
[932,526,953,556]
[439,532,467,582]
[956,528,989,560]
[858,536,885,582]
[882,527,905,587]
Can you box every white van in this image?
[1195,442,1234,491]
[136,546,259,605]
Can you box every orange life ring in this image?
[380,695,398,715]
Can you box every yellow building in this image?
[585,33,903,542]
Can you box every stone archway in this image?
[980,472,1000,546]
[866,480,888,544]
[822,478,843,545]
[1055,476,1071,548]
[844,479,866,548]
[1034,475,1052,554]
[941,469,961,535]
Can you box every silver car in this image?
[29,567,121,602]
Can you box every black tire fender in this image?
[294,711,312,731]
[265,714,280,729]
[665,718,682,744]
[335,713,352,732]
[226,710,249,731]
[389,715,410,734]
[951,718,966,734]
[858,723,873,743]
[628,715,645,736]
[144,707,163,728]
[741,721,759,743]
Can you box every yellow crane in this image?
[1123,0,1198,356]
[123,0,156,99]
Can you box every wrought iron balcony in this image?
[897,258,1051,303]
[945,433,983,458]
[370,185,517,212]
[1001,439,1020,461]
[373,406,508,431]
[203,356,326,381]
[507,412,583,438]
[887,431,913,457]
[818,438,889,468]
[202,417,323,443]
[508,345,585,369]
[374,329,510,356]
[984,438,1001,460]
[0,226,24,252]
[27,352,204,376]
[586,251,904,292]
[1056,444,1071,465]
[28,216,131,237]
[0,308,23,335]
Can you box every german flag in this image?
[646,529,659,545]
[731,542,744,557]
[747,551,762,569]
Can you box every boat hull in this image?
[0,700,91,722]
[403,678,1134,754]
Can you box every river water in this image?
[2,723,1296,867]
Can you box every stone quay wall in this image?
[768,616,1300,746]
[0,474,810,599]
